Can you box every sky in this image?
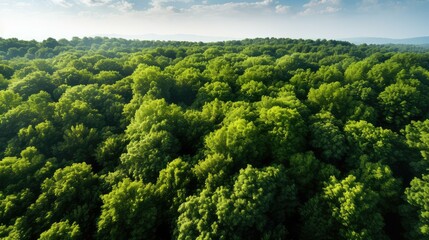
[0,0,429,41]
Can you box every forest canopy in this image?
[1,37,429,239]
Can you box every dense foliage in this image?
[1,37,429,239]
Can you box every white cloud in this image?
[47,0,288,16]
[51,0,132,10]
[187,0,280,15]
[357,0,409,13]
[50,0,112,8]
[300,0,341,15]
[111,0,134,12]
[2,0,428,41]
[150,0,166,9]
[322,6,339,13]
[152,0,194,7]
[304,0,341,8]
[275,5,289,14]
[147,0,196,13]
[80,0,112,7]
[50,0,73,8]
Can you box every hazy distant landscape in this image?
[100,34,429,45]
[343,36,429,45]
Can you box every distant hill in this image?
[343,36,429,45]
[98,34,236,42]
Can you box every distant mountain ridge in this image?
[97,34,236,42]
[343,36,429,45]
[91,34,429,45]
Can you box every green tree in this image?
[54,84,124,128]
[12,66,38,79]
[237,65,278,86]
[352,162,401,211]
[404,174,429,239]
[287,152,340,201]
[367,61,402,89]
[53,124,100,163]
[0,147,55,229]
[307,81,353,119]
[309,111,346,162]
[203,56,238,85]
[121,98,186,182]
[238,80,268,102]
[171,67,207,105]
[18,163,100,239]
[0,74,8,90]
[9,71,56,99]
[344,59,373,83]
[312,65,343,87]
[93,71,123,85]
[97,179,158,240]
[155,158,193,236]
[94,58,123,73]
[124,98,185,140]
[404,120,429,174]
[289,69,314,99]
[121,130,180,182]
[131,64,173,100]
[301,175,387,240]
[0,90,22,115]
[240,55,274,68]
[176,165,297,239]
[52,67,93,86]
[193,153,233,186]
[378,82,426,129]
[344,120,409,171]
[324,175,386,239]
[38,221,81,240]
[94,134,127,172]
[41,37,59,49]
[194,81,234,107]
[54,99,104,130]
[0,64,14,79]
[276,53,317,78]
[0,92,54,153]
[101,76,133,103]
[4,120,60,157]
[259,105,306,162]
[204,118,263,168]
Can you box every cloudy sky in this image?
[0,0,428,41]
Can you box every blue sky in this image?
[0,0,428,41]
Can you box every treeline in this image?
[1,36,428,60]
[1,37,429,239]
